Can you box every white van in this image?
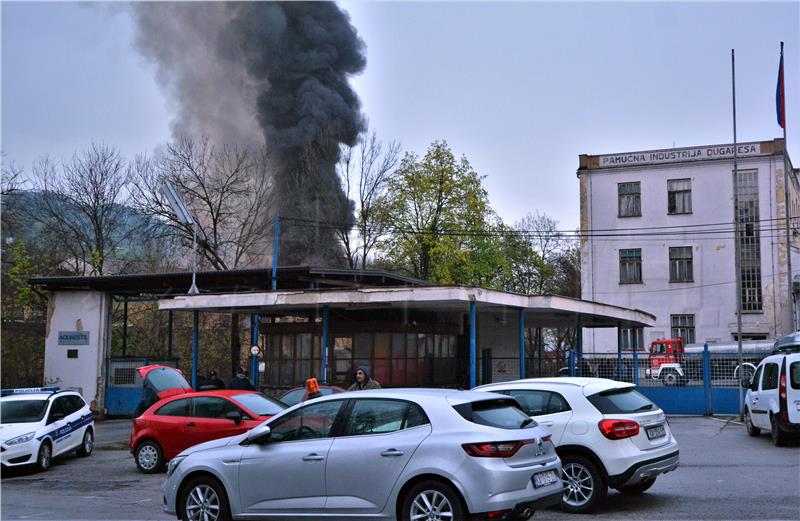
[743,332,800,446]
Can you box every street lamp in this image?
[161,181,199,295]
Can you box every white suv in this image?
[475,377,679,514]
[743,334,800,446]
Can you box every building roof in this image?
[29,266,429,296]
[158,285,656,328]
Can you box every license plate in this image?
[533,470,559,488]
[646,424,666,440]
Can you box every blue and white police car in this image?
[0,387,94,471]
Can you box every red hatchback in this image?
[130,367,285,473]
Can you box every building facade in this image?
[579,139,799,352]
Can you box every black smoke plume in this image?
[131,2,365,266]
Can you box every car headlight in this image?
[6,432,36,446]
[167,455,187,478]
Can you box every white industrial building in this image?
[579,138,799,352]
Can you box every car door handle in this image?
[186,422,196,427]
[381,449,405,457]
[302,453,324,461]
[540,421,554,427]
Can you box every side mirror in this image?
[242,424,271,445]
[226,411,242,425]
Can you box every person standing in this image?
[347,366,381,391]
[229,368,255,390]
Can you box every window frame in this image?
[618,182,642,218]
[265,399,348,443]
[155,398,192,417]
[669,246,694,283]
[501,389,572,416]
[670,314,696,344]
[190,396,250,420]
[619,248,643,284]
[667,178,692,215]
[761,363,780,391]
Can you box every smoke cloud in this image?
[131,2,365,265]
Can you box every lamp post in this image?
[161,181,199,295]
[249,345,260,389]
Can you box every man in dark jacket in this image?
[229,368,255,390]
[347,366,381,391]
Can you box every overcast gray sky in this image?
[2,1,798,230]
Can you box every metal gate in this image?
[580,351,766,415]
[105,358,178,417]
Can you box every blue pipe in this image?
[518,309,525,379]
[251,314,261,388]
[322,305,329,384]
[469,301,477,388]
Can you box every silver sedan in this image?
[162,388,563,520]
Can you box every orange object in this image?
[306,377,320,395]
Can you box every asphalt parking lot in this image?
[1,416,798,521]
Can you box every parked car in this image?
[278,384,345,407]
[0,387,94,472]
[743,333,800,446]
[475,377,679,514]
[163,389,563,521]
[130,389,286,473]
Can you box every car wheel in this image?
[771,414,789,447]
[400,480,465,521]
[617,477,656,494]
[560,455,607,514]
[745,409,760,437]
[661,370,679,387]
[135,440,164,473]
[77,428,94,457]
[35,440,52,472]
[180,475,232,521]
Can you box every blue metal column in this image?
[617,322,623,381]
[632,327,640,386]
[192,310,199,389]
[272,215,280,291]
[703,343,712,415]
[167,310,174,358]
[250,314,260,388]
[469,301,477,388]
[322,305,329,384]
[518,309,525,379]
[122,298,128,357]
[576,317,583,377]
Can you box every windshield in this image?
[1,399,49,423]
[453,398,537,430]
[231,393,286,416]
[146,367,191,392]
[586,387,656,414]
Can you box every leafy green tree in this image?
[379,141,503,285]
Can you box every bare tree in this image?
[337,127,400,269]
[28,143,145,275]
[131,136,273,375]
[1,154,24,196]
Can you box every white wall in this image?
[581,151,792,352]
[477,309,522,383]
[44,291,111,410]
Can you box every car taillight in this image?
[598,419,640,440]
[462,440,532,458]
[779,372,788,422]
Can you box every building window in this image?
[619,328,644,351]
[667,178,692,214]
[618,182,641,217]
[619,249,642,284]
[669,246,693,282]
[671,314,695,344]
[735,170,762,311]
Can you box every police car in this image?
[0,387,94,471]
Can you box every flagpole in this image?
[780,41,794,332]
[732,48,744,422]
